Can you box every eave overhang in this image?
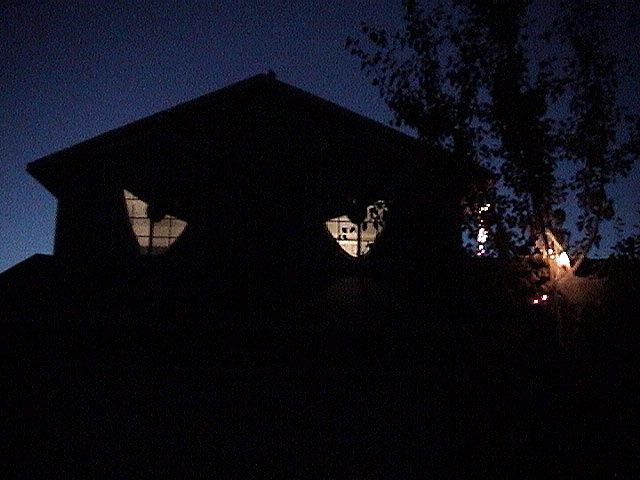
[25,73,457,200]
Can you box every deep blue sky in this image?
[1,0,405,272]
[1,1,638,272]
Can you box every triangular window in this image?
[325,201,387,257]
[124,190,187,255]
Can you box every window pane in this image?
[131,218,150,237]
[152,219,172,238]
[124,190,188,255]
[325,201,387,257]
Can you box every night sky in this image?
[1,0,638,273]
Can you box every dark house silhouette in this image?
[6,75,574,479]
[1,73,482,325]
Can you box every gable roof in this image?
[27,73,425,198]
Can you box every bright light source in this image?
[477,227,488,244]
[475,204,491,256]
[530,293,551,305]
[556,251,570,268]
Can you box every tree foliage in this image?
[559,1,639,265]
[612,210,640,260]
[346,0,639,263]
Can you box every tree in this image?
[559,0,640,270]
[612,209,640,260]
[346,0,639,274]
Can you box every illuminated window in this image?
[124,190,187,255]
[325,201,387,257]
